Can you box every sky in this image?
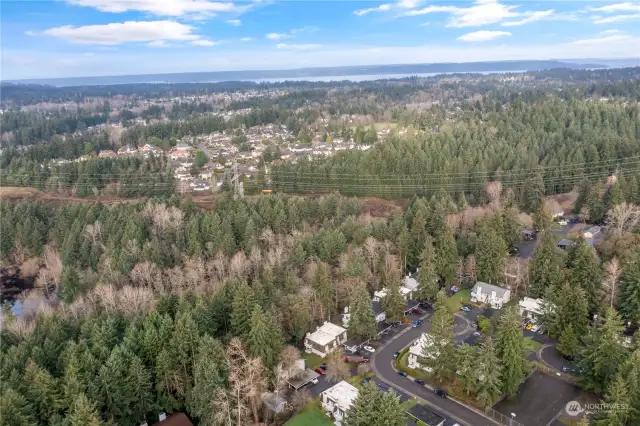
[2,0,640,79]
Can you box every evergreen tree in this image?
[417,236,439,301]
[348,283,377,339]
[382,279,406,322]
[247,306,283,370]
[66,394,103,426]
[495,306,528,398]
[230,281,257,337]
[618,256,640,325]
[24,360,61,423]
[557,325,580,360]
[376,389,406,426]
[587,182,605,223]
[501,206,522,251]
[456,343,478,396]
[533,201,553,233]
[422,290,455,381]
[566,238,603,313]
[313,261,336,320]
[529,232,562,298]
[476,337,503,408]
[187,336,228,424]
[344,382,404,426]
[594,373,632,426]
[408,209,428,269]
[603,181,624,213]
[435,225,458,285]
[578,307,628,393]
[0,387,37,426]
[475,221,507,284]
[59,266,81,303]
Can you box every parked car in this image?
[419,301,432,309]
[531,325,540,332]
[412,320,423,328]
[393,351,401,359]
[319,363,328,370]
[460,306,472,312]
[411,307,425,315]
[397,371,408,377]
[562,366,581,374]
[310,378,319,385]
[363,345,375,353]
[508,247,519,255]
[361,377,371,385]
[315,367,326,375]
[473,331,481,337]
[450,286,460,293]
[434,389,448,398]
[344,355,369,363]
[414,379,425,385]
[392,320,402,327]
[558,220,568,226]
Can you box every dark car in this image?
[315,367,326,375]
[411,320,423,328]
[397,371,408,377]
[508,247,519,255]
[435,389,448,398]
[414,379,425,385]
[319,363,328,370]
[411,307,425,315]
[391,320,402,327]
[361,377,371,385]
[393,351,401,359]
[419,301,432,309]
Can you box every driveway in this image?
[371,322,502,426]
[538,345,569,372]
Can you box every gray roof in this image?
[557,239,574,248]
[472,282,509,298]
[585,226,601,234]
[372,300,384,316]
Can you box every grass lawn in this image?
[446,289,471,313]
[303,353,324,369]
[285,403,332,426]
[524,337,543,355]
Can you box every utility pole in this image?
[231,161,244,199]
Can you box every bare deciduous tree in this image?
[226,338,268,424]
[486,181,503,209]
[325,349,350,383]
[606,203,640,236]
[84,221,103,246]
[357,363,371,377]
[603,258,622,308]
[290,389,312,413]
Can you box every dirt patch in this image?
[547,191,578,213]
[359,197,409,218]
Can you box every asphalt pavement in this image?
[371,320,503,426]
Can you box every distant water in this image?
[201,70,526,84]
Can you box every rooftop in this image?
[307,321,347,346]
[403,275,419,291]
[556,238,574,248]
[407,404,445,426]
[286,368,320,390]
[472,282,509,298]
[519,297,543,313]
[322,380,359,411]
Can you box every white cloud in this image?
[64,0,245,18]
[226,19,241,26]
[43,21,200,45]
[592,13,640,23]
[266,32,291,40]
[192,39,217,46]
[397,0,422,9]
[570,34,631,45]
[275,43,322,51]
[458,30,511,42]
[588,2,640,13]
[147,40,169,47]
[240,37,253,41]
[24,30,37,36]
[354,3,392,16]
[404,0,568,27]
[600,29,622,35]
[501,9,554,26]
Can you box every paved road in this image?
[371,321,502,426]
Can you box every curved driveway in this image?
[371,317,502,426]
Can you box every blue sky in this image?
[2,0,640,79]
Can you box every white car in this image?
[558,220,568,226]
[363,345,375,353]
[310,378,319,385]
[531,325,540,332]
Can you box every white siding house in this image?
[470,282,511,309]
[304,322,348,357]
[321,381,359,426]
[519,297,544,324]
[407,333,442,372]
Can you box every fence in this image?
[484,407,526,426]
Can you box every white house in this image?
[407,333,443,372]
[321,381,359,426]
[403,275,419,293]
[342,301,385,328]
[519,297,544,324]
[470,282,511,309]
[304,322,348,357]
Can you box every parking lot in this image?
[494,371,583,426]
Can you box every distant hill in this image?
[7,59,608,87]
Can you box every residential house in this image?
[519,297,543,324]
[556,239,574,250]
[470,282,511,309]
[583,226,601,239]
[262,392,286,414]
[98,150,117,158]
[403,274,419,293]
[321,381,359,426]
[407,333,444,372]
[304,322,347,357]
[550,206,565,219]
[149,413,193,426]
